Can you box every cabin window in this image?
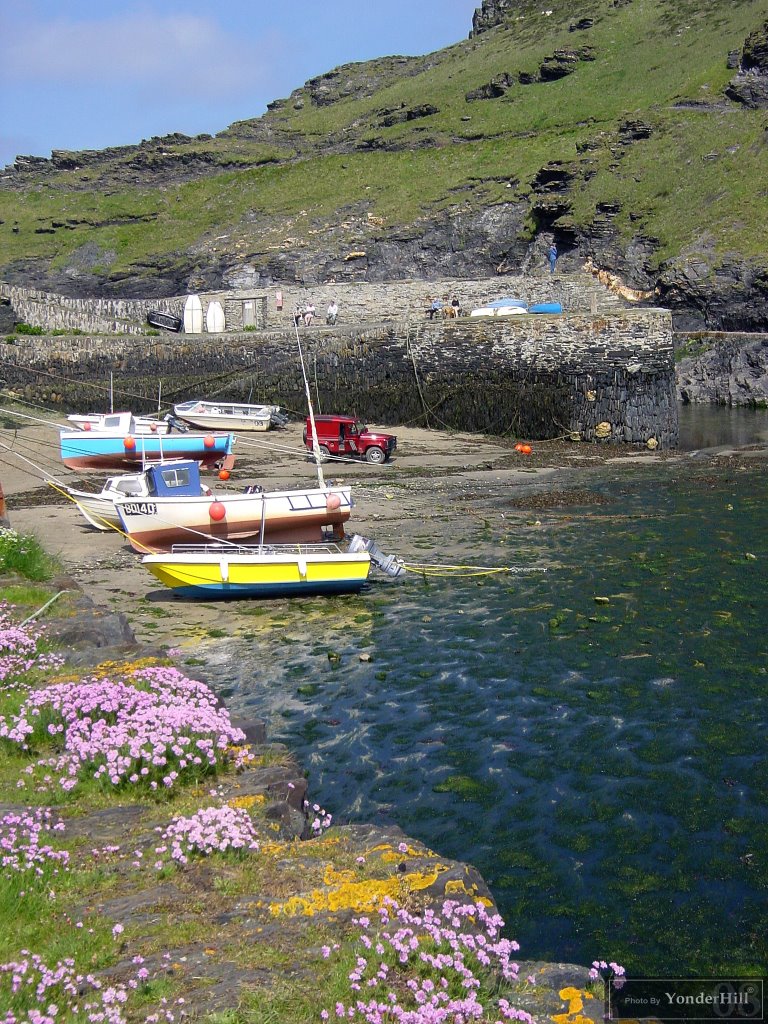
[161,467,192,489]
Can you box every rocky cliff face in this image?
[725,19,768,107]
[677,333,768,405]
[470,0,519,37]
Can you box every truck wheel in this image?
[318,445,331,462]
[365,446,385,464]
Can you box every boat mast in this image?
[294,322,325,490]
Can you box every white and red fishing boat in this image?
[115,481,353,553]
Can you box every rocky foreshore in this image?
[0,567,605,1022]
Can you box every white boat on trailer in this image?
[173,400,288,432]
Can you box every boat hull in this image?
[59,430,234,471]
[142,547,371,599]
[175,412,271,432]
[116,486,353,552]
[173,401,284,432]
[66,488,121,530]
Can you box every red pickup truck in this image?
[303,415,397,464]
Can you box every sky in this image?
[0,0,476,169]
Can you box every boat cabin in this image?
[144,461,204,497]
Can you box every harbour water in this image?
[198,412,767,975]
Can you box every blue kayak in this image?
[529,302,563,314]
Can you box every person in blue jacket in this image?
[548,243,558,274]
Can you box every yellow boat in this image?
[141,542,371,599]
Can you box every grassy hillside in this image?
[0,0,765,292]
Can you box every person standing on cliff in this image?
[548,242,558,274]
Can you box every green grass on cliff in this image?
[0,0,766,278]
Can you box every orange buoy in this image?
[209,501,226,521]
[514,443,523,452]
[326,493,341,511]
[82,422,92,431]
[123,435,136,450]
[521,444,532,455]
[203,434,215,449]
[218,469,231,481]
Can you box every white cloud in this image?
[0,12,278,100]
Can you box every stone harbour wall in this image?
[0,273,621,336]
[0,307,677,447]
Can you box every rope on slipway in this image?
[398,560,547,579]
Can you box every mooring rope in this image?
[399,561,547,578]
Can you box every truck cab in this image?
[304,415,397,464]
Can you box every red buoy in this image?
[82,422,92,431]
[203,434,215,449]
[209,501,226,521]
[123,435,136,450]
[150,422,158,432]
[326,493,341,511]
[218,469,231,481]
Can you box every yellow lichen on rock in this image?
[443,879,489,904]
[552,987,596,1024]
[228,794,266,809]
[268,865,445,917]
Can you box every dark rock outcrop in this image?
[465,73,515,101]
[0,297,16,332]
[725,20,768,107]
[676,333,768,405]
[470,0,517,36]
[656,255,768,332]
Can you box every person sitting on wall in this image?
[451,295,462,316]
[327,300,339,325]
[304,302,316,326]
[428,296,443,320]
[293,304,304,327]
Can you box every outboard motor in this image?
[348,534,405,578]
[163,413,189,433]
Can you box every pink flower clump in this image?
[155,804,260,867]
[325,897,536,1023]
[0,603,64,694]
[589,959,626,981]
[0,807,69,876]
[0,950,182,1023]
[0,664,247,794]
